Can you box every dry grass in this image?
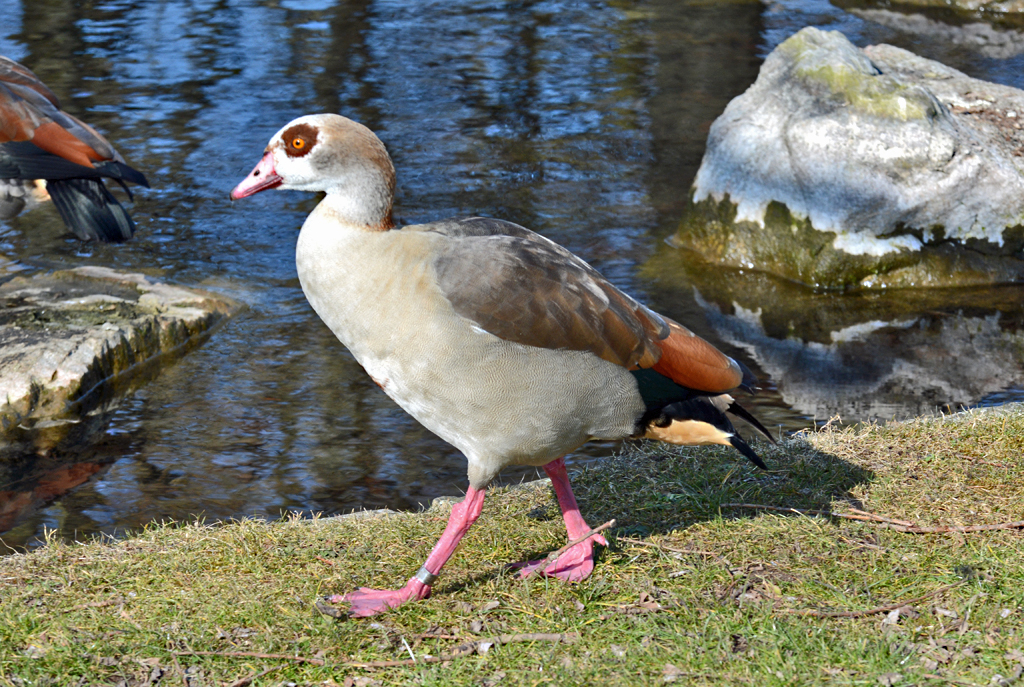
[1,405,1023,686]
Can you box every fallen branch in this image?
[617,537,715,557]
[887,520,1024,534]
[524,519,616,579]
[174,650,325,665]
[69,599,122,612]
[227,665,284,687]
[177,635,578,671]
[780,583,963,618]
[846,508,914,527]
[722,503,1024,534]
[723,503,897,523]
[346,632,579,668]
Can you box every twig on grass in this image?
[845,508,914,527]
[617,537,716,557]
[617,536,734,570]
[887,520,1024,534]
[174,650,325,665]
[663,667,754,684]
[227,664,285,687]
[523,519,616,579]
[174,634,578,671]
[780,582,963,618]
[722,503,1024,534]
[345,632,579,668]
[68,598,122,612]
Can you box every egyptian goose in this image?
[0,56,148,241]
[231,114,774,617]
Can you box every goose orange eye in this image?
[281,123,318,158]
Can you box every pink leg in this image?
[518,457,608,582]
[330,486,486,617]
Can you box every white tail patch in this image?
[708,394,733,413]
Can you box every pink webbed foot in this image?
[328,578,429,618]
[516,531,609,583]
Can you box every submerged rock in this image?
[677,26,1024,289]
[0,266,242,451]
[847,7,1024,59]
[857,0,1024,13]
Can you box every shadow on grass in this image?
[542,436,873,547]
[433,435,873,596]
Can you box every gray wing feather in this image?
[410,217,668,368]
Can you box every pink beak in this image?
[230,151,283,199]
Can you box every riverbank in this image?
[1,405,1022,686]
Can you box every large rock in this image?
[0,266,242,452]
[677,26,1024,289]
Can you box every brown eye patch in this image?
[282,122,318,158]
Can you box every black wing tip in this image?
[735,358,760,394]
[0,142,149,189]
[729,434,768,470]
[92,160,150,188]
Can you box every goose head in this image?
[230,113,396,230]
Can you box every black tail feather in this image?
[0,142,149,187]
[726,400,777,445]
[47,178,135,242]
[729,434,768,470]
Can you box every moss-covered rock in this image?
[675,192,1024,289]
[860,0,1024,12]
[680,26,1024,289]
[0,266,243,453]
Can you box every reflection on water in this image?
[644,247,1024,428]
[1,0,1023,550]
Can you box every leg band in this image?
[414,566,437,586]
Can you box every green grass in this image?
[1,405,1023,686]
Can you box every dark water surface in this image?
[2,0,1023,550]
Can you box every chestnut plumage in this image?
[0,56,148,241]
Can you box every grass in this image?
[1,405,1023,686]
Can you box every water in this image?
[1,0,1023,550]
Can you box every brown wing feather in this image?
[0,84,45,142]
[651,319,744,393]
[1,56,117,165]
[424,217,691,372]
[0,57,60,106]
[28,121,104,167]
[421,217,749,393]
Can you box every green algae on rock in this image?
[680,26,1024,290]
